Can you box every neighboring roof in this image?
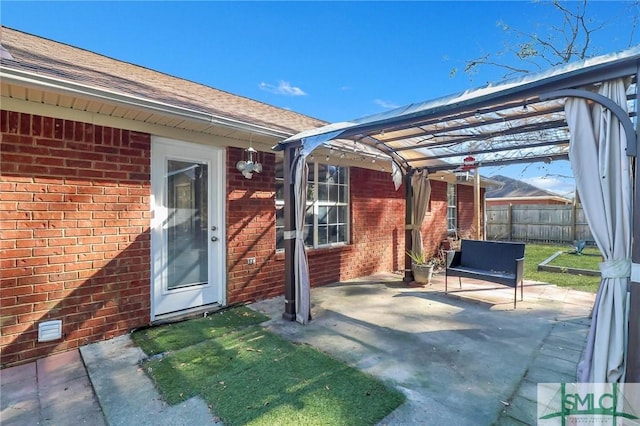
[0,26,327,146]
[278,45,640,174]
[485,175,571,200]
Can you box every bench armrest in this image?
[447,250,462,268]
[515,257,525,282]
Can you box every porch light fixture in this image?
[236,144,262,179]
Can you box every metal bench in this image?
[445,239,526,308]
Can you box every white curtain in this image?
[410,170,431,255]
[392,162,403,191]
[292,151,310,324]
[565,78,632,383]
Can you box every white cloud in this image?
[374,99,400,109]
[258,80,307,96]
[523,176,575,198]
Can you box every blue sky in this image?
[3,1,639,196]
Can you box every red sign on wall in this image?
[461,156,476,172]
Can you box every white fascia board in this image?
[1,66,293,139]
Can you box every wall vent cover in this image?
[38,320,62,342]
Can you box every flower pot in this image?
[412,263,434,284]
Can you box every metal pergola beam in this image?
[539,89,638,156]
[628,65,640,383]
[377,102,565,145]
[300,62,639,146]
[388,119,569,153]
[406,139,569,163]
[282,142,299,321]
[424,153,570,172]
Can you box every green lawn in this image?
[524,243,601,293]
[131,307,405,426]
[547,246,602,269]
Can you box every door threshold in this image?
[152,303,223,324]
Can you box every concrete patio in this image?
[1,272,595,425]
[251,272,595,425]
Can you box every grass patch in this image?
[548,247,602,270]
[133,307,405,425]
[131,306,269,355]
[525,243,601,293]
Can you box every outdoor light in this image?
[236,146,262,179]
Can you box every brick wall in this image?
[1,112,485,366]
[457,184,485,239]
[1,111,151,367]
[226,148,282,303]
[226,156,407,297]
[225,157,477,297]
[421,180,449,258]
[315,167,405,284]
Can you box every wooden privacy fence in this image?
[485,204,595,244]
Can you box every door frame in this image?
[150,136,226,320]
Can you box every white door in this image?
[151,138,225,318]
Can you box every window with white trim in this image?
[447,183,457,232]
[276,160,350,250]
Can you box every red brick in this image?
[33,282,64,292]
[32,247,64,257]
[2,230,33,240]
[17,275,48,286]
[33,265,63,274]
[47,185,77,194]
[64,262,93,272]
[33,229,64,238]
[16,257,48,267]
[1,322,32,337]
[1,285,34,298]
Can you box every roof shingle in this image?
[0,26,326,135]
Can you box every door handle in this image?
[211,236,218,242]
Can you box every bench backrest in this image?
[459,239,525,272]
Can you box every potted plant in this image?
[406,250,436,284]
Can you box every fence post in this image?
[507,204,512,241]
[571,203,577,243]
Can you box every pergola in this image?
[275,46,640,384]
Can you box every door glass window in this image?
[166,160,208,289]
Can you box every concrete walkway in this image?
[0,349,105,425]
[0,273,595,425]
